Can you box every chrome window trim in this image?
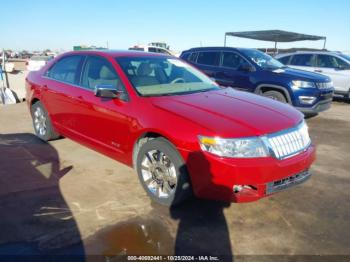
[42,54,129,98]
[42,75,94,92]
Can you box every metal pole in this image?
[224,34,227,47]
[274,41,278,55]
[1,49,4,71]
[323,38,327,50]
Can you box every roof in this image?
[225,30,326,43]
[60,49,171,58]
[276,51,343,57]
[184,46,248,52]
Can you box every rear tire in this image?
[31,101,60,141]
[136,137,192,207]
[262,90,287,103]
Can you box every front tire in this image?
[136,138,192,206]
[262,90,287,103]
[31,101,60,141]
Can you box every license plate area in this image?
[266,170,311,195]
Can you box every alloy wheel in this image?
[33,107,47,136]
[140,149,177,199]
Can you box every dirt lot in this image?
[0,101,349,260]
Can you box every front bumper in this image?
[296,98,332,114]
[181,144,316,203]
[292,87,334,114]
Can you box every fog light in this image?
[299,96,316,105]
[233,185,255,193]
[233,185,243,193]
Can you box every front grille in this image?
[316,82,333,89]
[266,122,311,159]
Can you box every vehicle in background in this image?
[26,50,315,206]
[180,47,334,115]
[276,51,350,98]
[128,45,176,56]
[26,56,54,71]
[1,52,15,73]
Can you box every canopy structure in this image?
[224,30,327,51]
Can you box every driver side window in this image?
[222,52,246,69]
[81,56,124,91]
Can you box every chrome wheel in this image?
[33,107,47,136]
[140,150,177,199]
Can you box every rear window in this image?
[196,51,220,66]
[290,54,314,67]
[47,55,83,84]
[180,52,191,60]
[188,52,198,62]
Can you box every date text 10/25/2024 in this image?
[127,256,220,261]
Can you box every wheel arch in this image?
[132,131,177,169]
[255,84,292,104]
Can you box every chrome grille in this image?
[266,122,311,159]
[316,81,333,89]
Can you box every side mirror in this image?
[95,84,128,101]
[239,63,255,72]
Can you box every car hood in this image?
[151,88,303,138]
[273,67,331,82]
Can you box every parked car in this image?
[276,51,350,98]
[26,55,54,71]
[180,47,334,115]
[26,50,315,206]
[129,45,175,56]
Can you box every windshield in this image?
[339,53,350,62]
[240,49,285,70]
[116,56,220,96]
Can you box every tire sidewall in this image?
[263,90,287,103]
[136,138,191,206]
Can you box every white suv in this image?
[128,45,175,56]
[276,51,350,97]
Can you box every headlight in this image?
[198,136,269,158]
[291,80,315,89]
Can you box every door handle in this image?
[314,69,323,73]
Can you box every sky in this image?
[1,0,349,53]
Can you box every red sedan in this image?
[25,50,315,206]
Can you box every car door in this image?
[194,51,221,79]
[75,55,133,161]
[314,54,350,93]
[217,51,254,91]
[42,55,86,132]
[288,54,317,72]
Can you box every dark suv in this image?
[180,47,334,115]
